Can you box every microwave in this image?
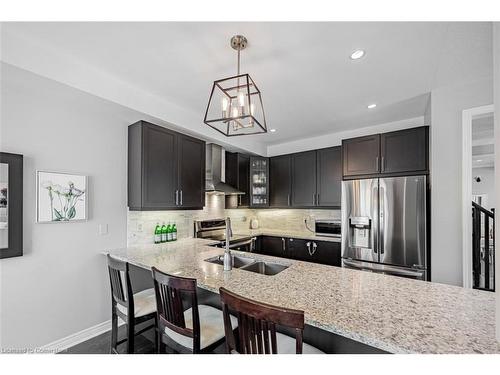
[315,220,341,238]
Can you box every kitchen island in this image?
[105,238,500,354]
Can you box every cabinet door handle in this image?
[175,190,179,205]
[312,242,317,256]
[180,190,183,206]
[306,242,312,256]
[282,238,286,252]
[375,156,379,171]
[239,195,242,206]
[381,156,385,172]
[316,193,319,206]
[287,194,290,206]
[312,193,315,205]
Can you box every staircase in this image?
[472,201,495,291]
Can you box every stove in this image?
[194,218,255,251]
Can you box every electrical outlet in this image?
[137,223,143,232]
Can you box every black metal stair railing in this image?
[472,202,495,292]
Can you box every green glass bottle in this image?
[160,222,167,243]
[154,223,161,244]
[172,222,177,241]
[166,222,173,242]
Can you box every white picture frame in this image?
[36,171,88,223]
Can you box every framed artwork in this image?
[0,152,23,259]
[36,171,87,223]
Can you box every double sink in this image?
[205,254,289,276]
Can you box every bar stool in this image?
[219,287,324,354]
[151,267,238,353]
[107,254,157,354]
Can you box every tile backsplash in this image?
[127,193,340,246]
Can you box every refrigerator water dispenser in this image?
[348,217,371,249]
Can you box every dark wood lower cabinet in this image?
[259,236,288,258]
[252,235,340,267]
[312,240,341,266]
[287,238,340,266]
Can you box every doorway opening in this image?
[462,105,495,291]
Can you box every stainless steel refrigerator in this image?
[341,176,428,280]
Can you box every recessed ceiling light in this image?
[367,104,377,109]
[476,159,483,162]
[350,49,365,60]
[270,129,277,133]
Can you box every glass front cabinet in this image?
[249,156,269,207]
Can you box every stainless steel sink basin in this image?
[205,255,255,268]
[205,255,289,276]
[240,261,289,276]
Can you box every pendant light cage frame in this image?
[204,35,267,137]
[204,73,267,137]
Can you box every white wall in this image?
[0,63,148,349]
[493,22,500,343]
[430,78,493,286]
[267,116,425,156]
[472,167,496,210]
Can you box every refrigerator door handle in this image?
[372,181,379,255]
[379,185,385,255]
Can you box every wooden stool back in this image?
[107,254,134,322]
[219,287,305,354]
[151,267,201,353]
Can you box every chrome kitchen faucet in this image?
[223,217,233,271]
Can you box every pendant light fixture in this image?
[203,35,267,136]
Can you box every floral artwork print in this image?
[42,181,85,221]
[37,172,87,223]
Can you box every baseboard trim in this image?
[41,319,121,353]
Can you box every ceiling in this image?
[1,22,493,146]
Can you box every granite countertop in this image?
[104,238,500,354]
[234,229,341,242]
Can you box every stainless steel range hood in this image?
[205,144,244,195]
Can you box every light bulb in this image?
[232,106,239,118]
[221,97,229,117]
[250,103,255,116]
[221,97,229,111]
[238,92,245,107]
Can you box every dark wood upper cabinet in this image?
[225,152,238,187]
[380,126,429,174]
[342,126,429,179]
[128,121,205,210]
[291,151,317,207]
[342,134,381,178]
[137,122,178,209]
[238,154,250,207]
[225,152,250,207]
[270,155,292,207]
[177,135,205,209]
[316,146,341,207]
